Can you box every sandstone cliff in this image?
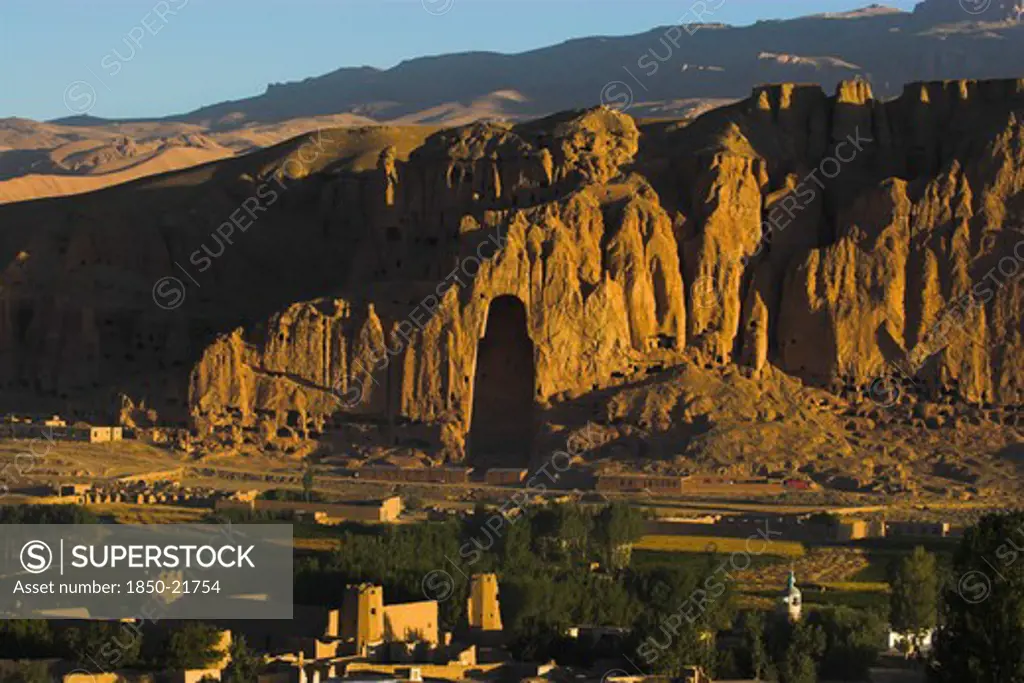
[0,79,1021,467]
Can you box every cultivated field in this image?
[635,534,806,558]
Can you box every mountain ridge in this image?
[38,0,1024,129]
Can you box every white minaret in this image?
[780,570,802,622]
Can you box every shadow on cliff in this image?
[2,83,1022,426]
[532,364,715,470]
[1,117,615,423]
[997,442,1024,473]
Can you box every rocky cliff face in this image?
[1,79,1022,463]
[188,110,687,459]
[774,81,1024,406]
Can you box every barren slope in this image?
[0,146,232,204]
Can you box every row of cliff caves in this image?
[0,78,1022,463]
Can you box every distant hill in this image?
[2,0,1021,203]
[165,0,1023,126]
[0,114,376,204]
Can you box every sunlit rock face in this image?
[1,79,1022,461]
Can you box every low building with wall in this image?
[197,606,342,659]
[485,468,528,486]
[2,422,122,443]
[685,476,790,495]
[63,673,157,683]
[87,426,123,442]
[214,496,403,522]
[835,520,869,542]
[885,521,953,538]
[596,473,686,495]
[53,483,92,497]
[63,667,219,682]
[215,498,257,513]
[358,466,472,485]
[341,583,441,652]
[835,519,887,541]
[383,601,439,645]
[342,661,506,682]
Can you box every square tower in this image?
[467,574,502,631]
[341,584,385,649]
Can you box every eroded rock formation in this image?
[0,79,1022,464]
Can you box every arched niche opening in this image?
[468,296,535,467]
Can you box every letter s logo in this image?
[21,541,53,574]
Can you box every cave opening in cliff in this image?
[469,296,536,468]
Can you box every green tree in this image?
[508,616,569,662]
[61,621,142,670]
[629,563,733,678]
[631,611,706,676]
[163,623,225,670]
[222,635,262,683]
[500,574,566,635]
[301,465,316,502]
[294,519,468,631]
[0,661,50,683]
[532,502,592,564]
[779,621,825,683]
[594,503,644,571]
[740,611,773,681]
[0,504,98,524]
[889,546,939,655]
[762,615,826,683]
[401,493,424,511]
[932,512,1024,683]
[0,621,53,659]
[808,607,886,680]
[499,516,535,575]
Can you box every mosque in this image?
[778,570,802,622]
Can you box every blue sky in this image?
[0,0,919,121]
